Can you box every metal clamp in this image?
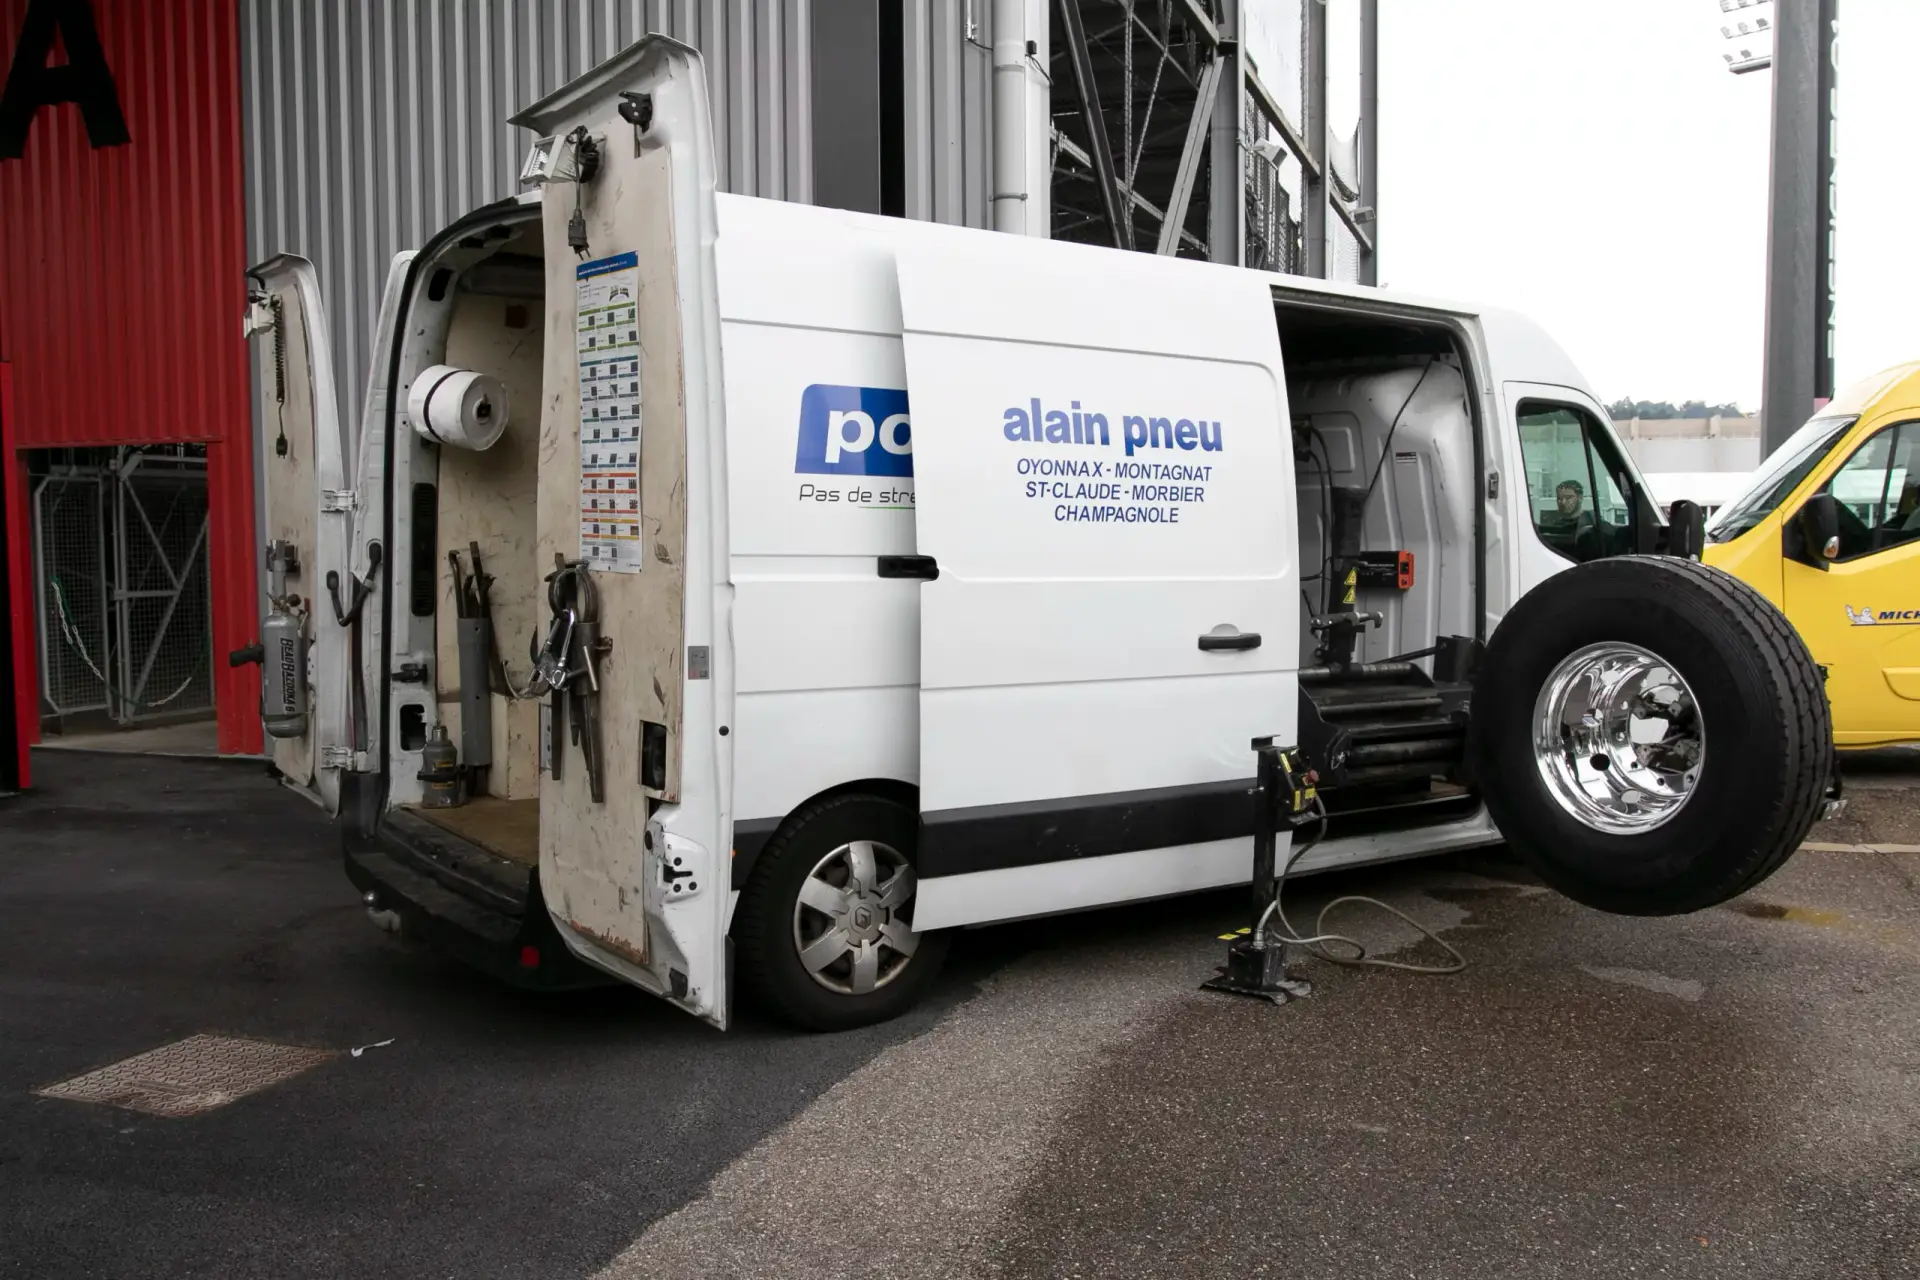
[532,608,577,691]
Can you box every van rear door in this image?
[895,239,1299,929]
[245,255,355,813]
[510,38,729,1025]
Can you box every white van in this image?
[241,40,1832,1031]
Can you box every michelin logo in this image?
[1846,605,1920,626]
[795,384,912,477]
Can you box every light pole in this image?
[1734,0,1840,453]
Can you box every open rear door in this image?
[896,237,1300,930]
[510,38,730,1025]
[245,255,353,814]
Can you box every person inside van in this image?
[1557,479,1587,523]
[1541,479,1593,537]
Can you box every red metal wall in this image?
[2,360,30,787]
[0,0,259,756]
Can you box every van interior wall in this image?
[431,278,545,800]
[1289,356,1476,673]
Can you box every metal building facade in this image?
[0,0,249,451]
[230,0,1366,466]
[0,0,260,765]
[238,0,999,423]
[1046,0,1373,285]
[2,1,1367,777]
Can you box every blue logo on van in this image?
[795,384,913,477]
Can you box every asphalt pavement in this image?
[2,750,1916,1279]
[0,752,1002,1278]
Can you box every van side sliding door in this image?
[895,240,1299,929]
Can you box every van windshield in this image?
[1705,415,1859,543]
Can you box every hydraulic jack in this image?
[1203,739,1322,1004]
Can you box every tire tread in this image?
[1473,555,1831,913]
[1641,557,1830,901]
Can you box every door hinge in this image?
[321,489,357,513]
[1487,472,1500,499]
[320,745,368,772]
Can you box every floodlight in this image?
[520,132,596,186]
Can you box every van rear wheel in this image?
[734,792,950,1031]
[1469,556,1831,915]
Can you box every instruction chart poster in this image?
[576,251,644,573]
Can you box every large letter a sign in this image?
[0,0,130,160]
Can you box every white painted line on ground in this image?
[1803,842,1920,855]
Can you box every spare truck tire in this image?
[1468,556,1831,915]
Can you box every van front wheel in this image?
[734,792,950,1031]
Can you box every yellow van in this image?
[1704,362,1920,747]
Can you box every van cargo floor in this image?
[410,798,539,867]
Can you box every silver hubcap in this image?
[792,840,921,996]
[1532,642,1704,833]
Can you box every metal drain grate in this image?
[35,1034,335,1117]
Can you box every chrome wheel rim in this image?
[1532,642,1704,834]
[792,840,921,996]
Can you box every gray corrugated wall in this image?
[241,0,993,425]
[903,0,994,229]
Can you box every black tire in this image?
[1469,556,1830,915]
[733,792,951,1032]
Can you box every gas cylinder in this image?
[228,539,310,740]
[417,726,464,808]
[258,608,308,739]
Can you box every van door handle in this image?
[877,555,939,580]
[1198,629,1262,652]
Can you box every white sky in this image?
[1362,0,1919,411]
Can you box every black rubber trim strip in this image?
[916,778,1259,879]
[731,816,783,889]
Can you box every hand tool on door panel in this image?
[545,555,612,803]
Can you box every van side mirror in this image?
[1665,500,1706,560]
[1786,492,1842,569]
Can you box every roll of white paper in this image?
[407,365,509,451]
